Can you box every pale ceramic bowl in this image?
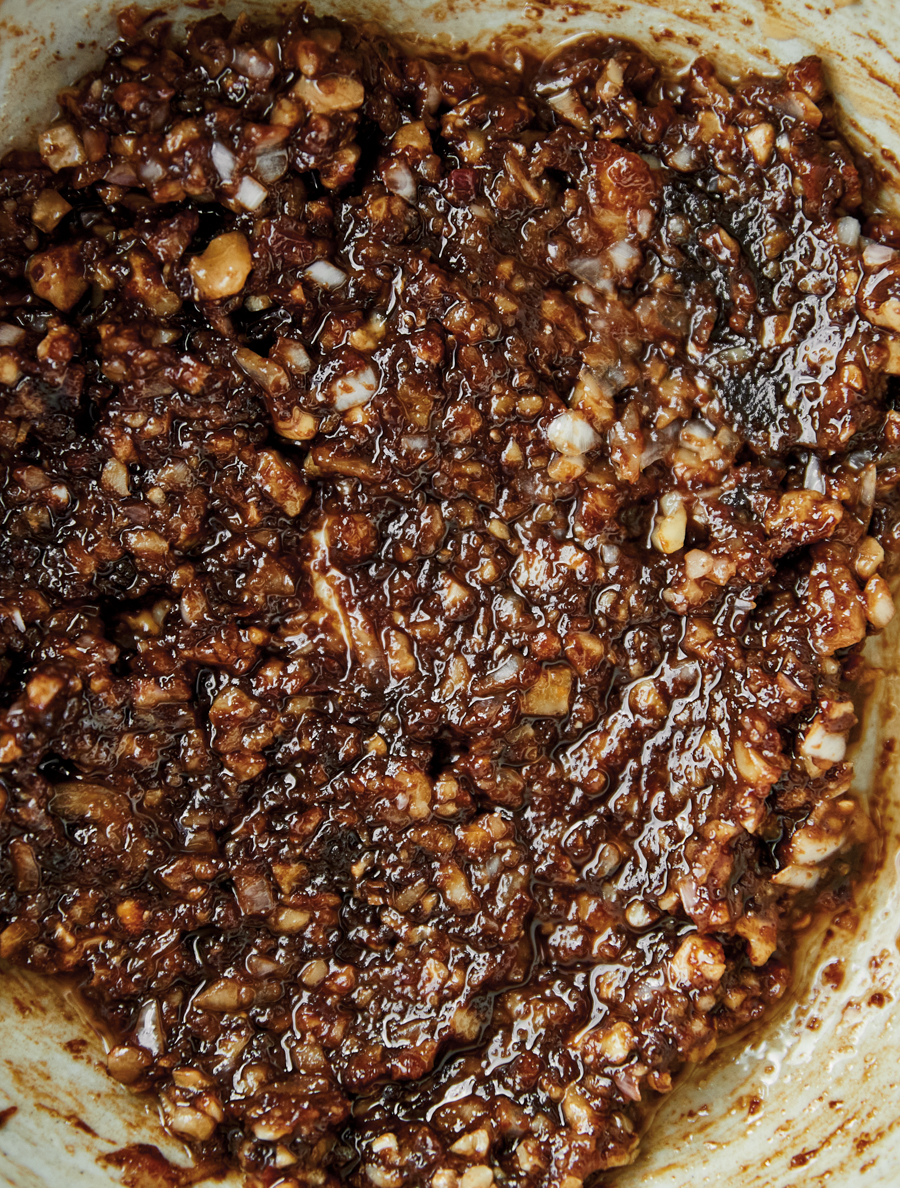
[1,1,900,1185]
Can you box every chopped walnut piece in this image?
[26,243,87,310]
[188,231,253,299]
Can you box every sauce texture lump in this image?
[1,9,900,1186]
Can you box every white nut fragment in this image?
[331,362,379,410]
[26,243,88,311]
[31,189,72,232]
[0,323,24,347]
[779,799,856,877]
[798,699,855,775]
[300,958,329,988]
[165,1104,217,1141]
[367,1167,403,1188]
[189,231,253,299]
[172,1066,213,1090]
[521,666,573,716]
[561,1085,601,1134]
[547,409,600,456]
[608,239,642,275]
[515,1139,546,1174]
[564,631,606,675]
[735,913,778,967]
[436,860,478,912]
[127,250,182,316]
[459,1168,494,1188]
[651,492,687,554]
[134,998,166,1055]
[570,366,615,428]
[392,766,432,820]
[851,535,884,580]
[386,627,416,679]
[835,216,861,247]
[864,574,895,628]
[371,1134,400,1155]
[193,977,253,1011]
[292,74,365,113]
[101,458,130,496]
[107,1044,150,1085]
[684,548,736,584]
[744,121,775,165]
[273,407,318,441]
[0,352,20,386]
[276,337,312,374]
[863,241,896,268]
[669,933,726,989]
[255,146,289,184]
[799,720,846,768]
[235,346,291,395]
[38,123,87,171]
[734,738,781,787]
[624,898,656,929]
[272,906,310,933]
[450,1128,490,1157]
[884,335,900,375]
[595,1020,636,1065]
[771,864,820,889]
[211,140,237,181]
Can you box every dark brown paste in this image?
[2,8,900,1186]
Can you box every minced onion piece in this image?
[0,324,25,346]
[835,216,861,247]
[134,999,165,1055]
[568,257,607,286]
[235,176,268,210]
[383,160,417,201]
[608,241,642,272]
[306,260,347,289]
[863,240,896,267]
[799,720,847,766]
[254,148,288,183]
[211,141,237,182]
[803,453,827,494]
[105,163,139,186]
[547,410,600,457]
[669,144,697,172]
[137,158,165,183]
[277,338,312,374]
[332,363,379,411]
[231,45,275,80]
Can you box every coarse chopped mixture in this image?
[1,8,900,1186]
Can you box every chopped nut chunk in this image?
[188,231,253,299]
[26,243,87,310]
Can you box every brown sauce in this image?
[1,7,900,1185]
